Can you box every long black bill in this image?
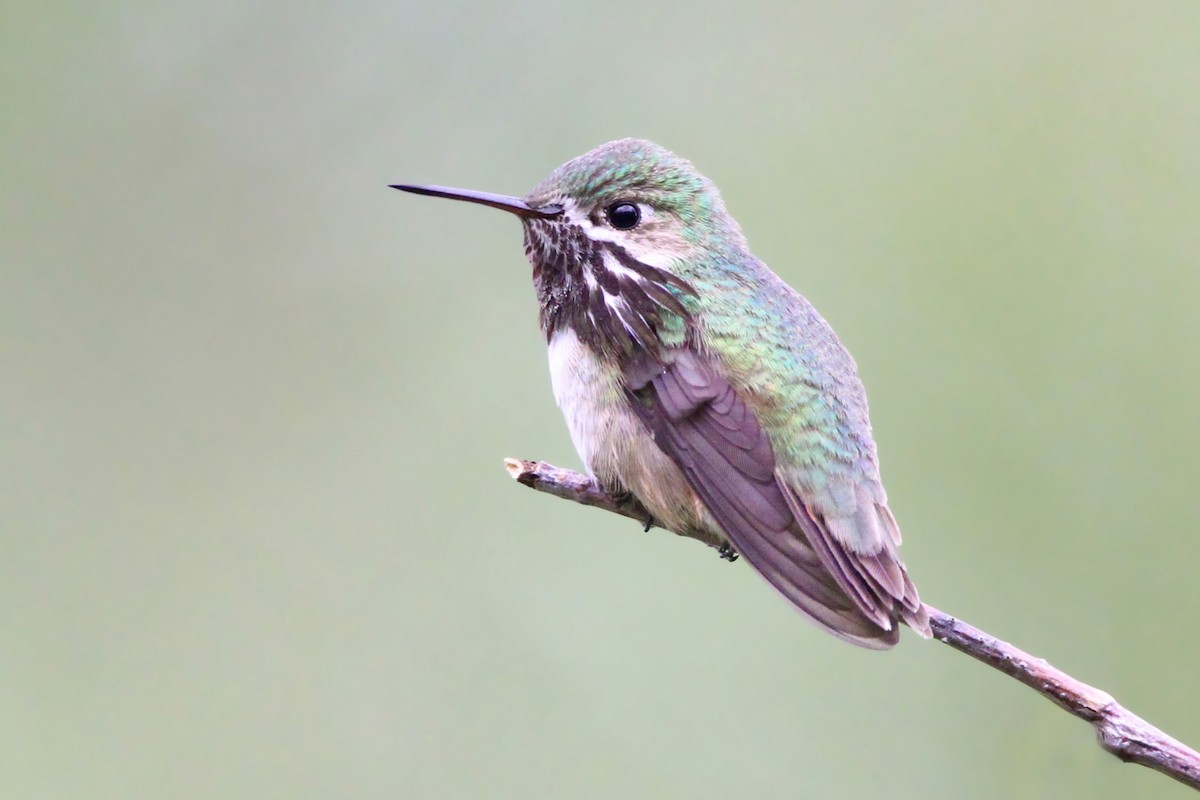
[389,184,562,220]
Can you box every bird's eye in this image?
[605,202,641,230]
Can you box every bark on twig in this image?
[504,458,1200,793]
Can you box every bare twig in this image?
[504,458,1200,793]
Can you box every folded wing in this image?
[624,348,928,648]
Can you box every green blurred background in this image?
[4,3,1199,798]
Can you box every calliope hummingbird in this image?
[393,139,930,648]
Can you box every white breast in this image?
[545,328,707,534]
[546,328,615,478]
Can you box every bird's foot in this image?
[611,490,657,532]
[612,489,636,506]
[717,542,740,562]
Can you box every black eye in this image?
[605,202,641,230]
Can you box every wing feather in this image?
[626,348,929,647]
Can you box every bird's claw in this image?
[612,489,656,532]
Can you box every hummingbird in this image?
[392,139,931,648]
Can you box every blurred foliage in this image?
[2,2,1199,798]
